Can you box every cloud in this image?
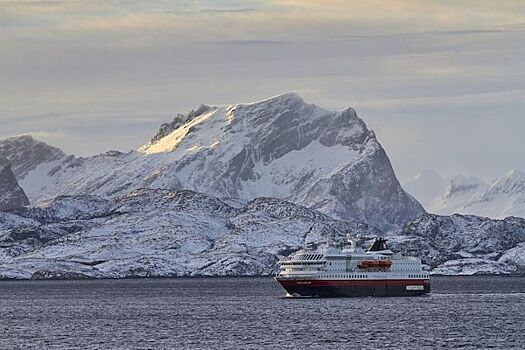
[357,88,525,113]
[2,0,524,48]
[205,40,287,46]
[1,0,524,176]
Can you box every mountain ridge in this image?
[1,93,524,277]
[0,93,424,231]
[0,189,524,279]
[0,189,381,279]
[405,169,525,219]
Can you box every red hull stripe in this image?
[278,279,430,287]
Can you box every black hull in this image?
[276,278,431,297]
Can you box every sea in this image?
[0,276,523,349]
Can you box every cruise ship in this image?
[275,238,430,297]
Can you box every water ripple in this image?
[0,276,523,349]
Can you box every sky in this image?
[1,0,524,182]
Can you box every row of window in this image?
[282,262,323,266]
[294,254,323,261]
[323,275,367,279]
[321,274,427,279]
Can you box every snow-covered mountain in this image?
[405,170,525,219]
[0,158,29,211]
[0,189,523,279]
[433,175,488,214]
[0,189,380,279]
[0,93,424,231]
[6,92,522,277]
[388,213,525,275]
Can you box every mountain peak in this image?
[0,135,65,179]
[140,93,319,155]
[0,134,61,151]
[488,169,525,195]
[145,104,213,147]
[4,134,35,142]
[445,175,486,194]
[245,92,304,106]
[403,169,446,211]
[506,169,525,179]
[436,175,487,205]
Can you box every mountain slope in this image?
[0,189,380,279]
[1,93,424,230]
[388,213,525,274]
[1,190,524,278]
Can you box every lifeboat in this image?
[358,259,392,269]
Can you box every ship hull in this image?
[276,278,430,297]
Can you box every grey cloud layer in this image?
[1,0,524,180]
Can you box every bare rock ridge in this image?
[0,158,29,211]
[145,104,212,145]
[0,135,65,178]
[0,93,425,231]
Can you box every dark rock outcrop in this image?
[0,135,64,178]
[0,158,29,211]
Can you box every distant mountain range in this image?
[0,93,524,278]
[405,169,525,219]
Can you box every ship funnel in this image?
[367,238,389,252]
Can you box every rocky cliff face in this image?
[0,158,29,211]
[0,135,65,178]
[1,93,424,231]
[294,135,423,230]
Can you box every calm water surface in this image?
[0,276,524,349]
